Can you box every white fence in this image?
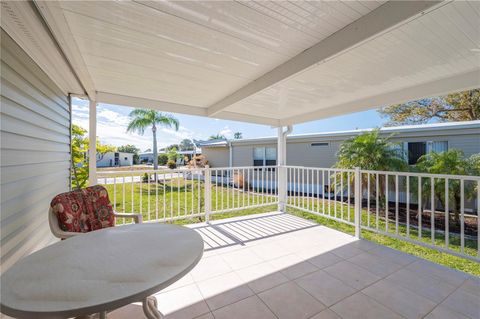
[284,166,479,262]
[97,166,278,223]
[97,165,479,261]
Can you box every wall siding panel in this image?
[1,29,70,273]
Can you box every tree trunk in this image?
[152,124,158,171]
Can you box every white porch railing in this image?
[97,166,278,224]
[285,166,479,262]
[97,165,479,261]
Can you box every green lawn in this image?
[104,178,277,223]
[104,180,479,276]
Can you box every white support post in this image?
[204,165,211,223]
[354,167,361,239]
[88,99,97,186]
[277,127,286,212]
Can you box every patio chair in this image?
[49,185,143,239]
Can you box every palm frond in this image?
[126,117,151,135]
[154,112,180,131]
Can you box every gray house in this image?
[199,121,480,168]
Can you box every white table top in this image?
[1,224,204,318]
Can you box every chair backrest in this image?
[50,185,115,234]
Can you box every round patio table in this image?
[0,223,204,319]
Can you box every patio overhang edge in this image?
[96,91,281,126]
[279,70,480,126]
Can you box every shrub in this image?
[142,173,150,182]
[158,154,168,166]
[167,159,177,169]
[187,155,209,168]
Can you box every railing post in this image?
[205,165,211,223]
[354,167,361,239]
[277,127,287,212]
[278,165,286,212]
[88,99,97,186]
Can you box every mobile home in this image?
[200,121,480,169]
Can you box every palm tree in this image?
[209,134,226,140]
[335,129,406,171]
[126,109,179,170]
[234,132,242,139]
[335,129,407,208]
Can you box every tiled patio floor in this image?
[107,212,479,319]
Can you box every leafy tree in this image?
[165,144,180,152]
[234,132,243,139]
[416,150,479,224]
[71,124,116,189]
[158,154,168,166]
[126,109,179,171]
[209,134,226,140]
[71,125,88,189]
[335,130,406,171]
[379,89,480,125]
[167,147,179,161]
[180,139,195,151]
[117,144,140,164]
[335,130,407,207]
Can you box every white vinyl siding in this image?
[1,29,70,273]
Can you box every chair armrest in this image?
[53,229,82,240]
[114,212,143,224]
[49,207,83,239]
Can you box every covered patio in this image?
[107,212,478,319]
[1,1,479,318]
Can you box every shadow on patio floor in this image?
[108,212,478,319]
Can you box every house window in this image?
[408,142,426,165]
[253,147,265,167]
[429,141,448,153]
[265,147,277,166]
[406,141,448,165]
[253,147,276,167]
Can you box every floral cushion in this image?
[50,185,115,233]
[50,189,90,232]
[82,185,115,230]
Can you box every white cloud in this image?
[72,103,207,152]
[97,109,131,126]
[219,126,233,139]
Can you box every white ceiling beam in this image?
[207,0,443,117]
[96,92,207,116]
[97,91,280,126]
[214,111,280,126]
[33,0,97,100]
[280,70,480,126]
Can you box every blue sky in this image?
[72,98,387,151]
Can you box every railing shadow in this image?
[188,213,319,251]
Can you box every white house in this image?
[96,152,134,167]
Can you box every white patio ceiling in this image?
[3,1,480,126]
